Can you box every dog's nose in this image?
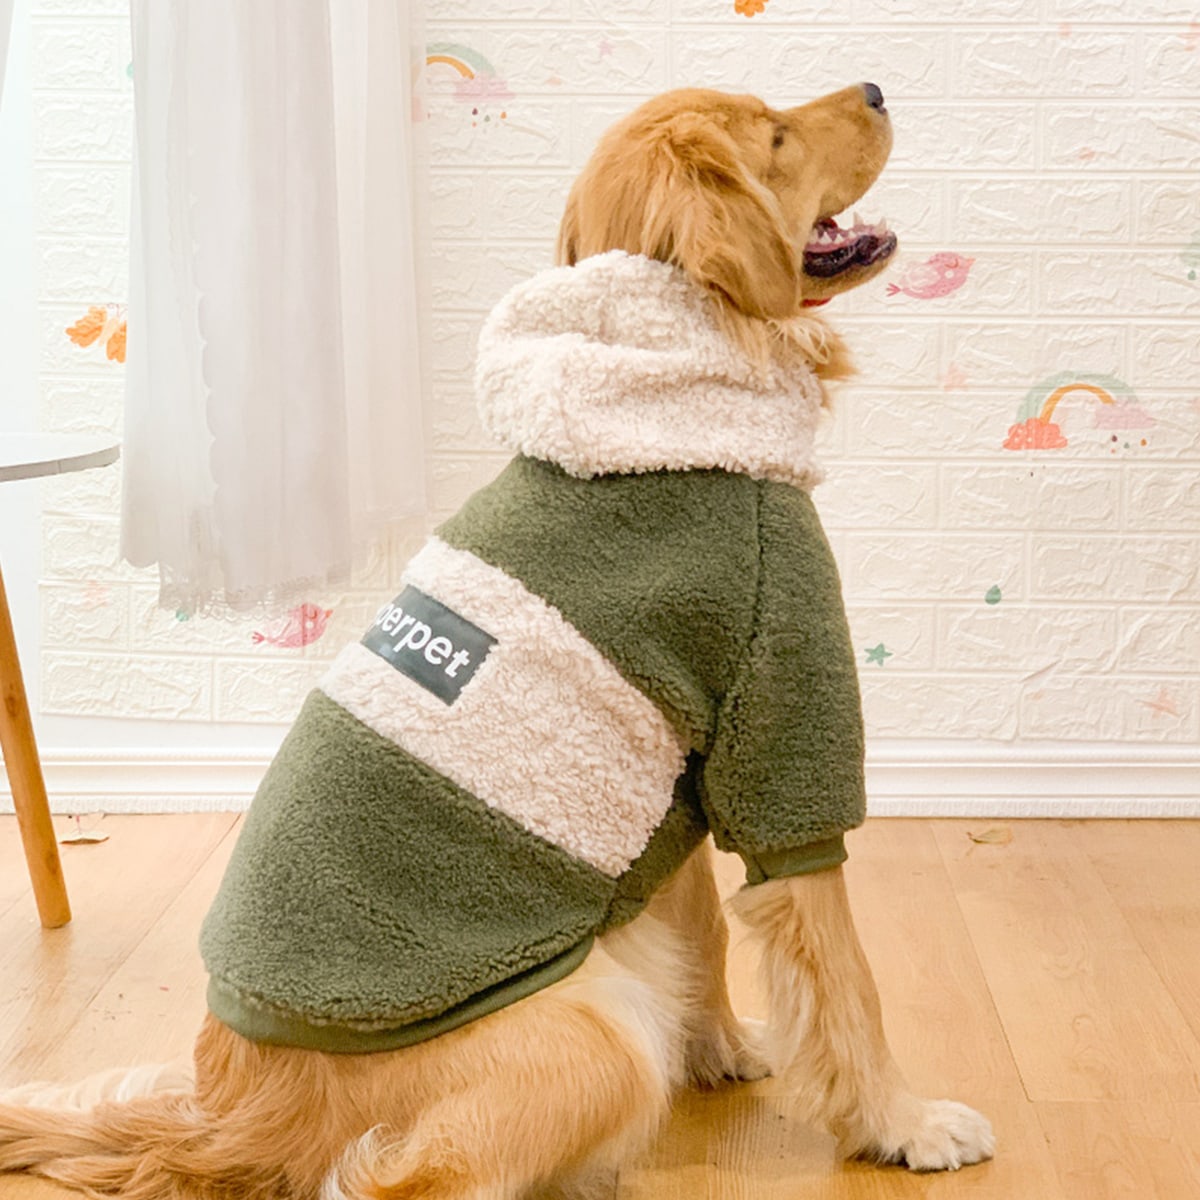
[862,82,886,113]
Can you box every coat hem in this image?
[206,936,595,1053]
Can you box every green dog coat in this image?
[200,252,867,1053]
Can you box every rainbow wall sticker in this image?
[1003,372,1154,452]
[426,43,514,106]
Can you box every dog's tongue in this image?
[801,211,897,299]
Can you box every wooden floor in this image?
[2,815,1199,1198]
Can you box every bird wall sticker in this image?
[886,252,975,300]
[252,604,334,649]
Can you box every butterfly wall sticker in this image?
[66,304,127,363]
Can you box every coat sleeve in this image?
[699,483,867,883]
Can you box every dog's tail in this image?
[0,1090,283,1200]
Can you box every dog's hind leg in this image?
[734,866,994,1172]
[324,977,677,1200]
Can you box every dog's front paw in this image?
[687,1017,773,1088]
[868,1098,994,1172]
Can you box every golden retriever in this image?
[0,84,993,1200]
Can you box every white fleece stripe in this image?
[319,539,687,878]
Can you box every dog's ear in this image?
[558,113,802,321]
[646,114,802,320]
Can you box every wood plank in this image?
[840,820,1025,1104]
[0,813,239,1088]
[0,815,69,922]
[834,1098,1065,1200]
[672,823,1052,1198]
[5,816,1200,1200]
[1076,820,1200,1048]
[715,822,1024,1103]
[619,1093,1064,1199]
[933,819,1200,1103]
[19,818,240,1082]
[618,1089,840,1200]
[1036,1102,1200,1200]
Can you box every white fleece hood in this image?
[474,251,827,490]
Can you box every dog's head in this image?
[558,84,896,375]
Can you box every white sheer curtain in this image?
[122,0,427,615]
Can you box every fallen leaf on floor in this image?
[60,829,109,844]
[968,826,1013,846]
[60,815,109,845]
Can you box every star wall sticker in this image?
[1141,687,1180,719]
[942,363,968,391]
[865,643,893,666]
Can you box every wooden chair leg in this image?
[0,560,71,928]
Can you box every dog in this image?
[0,83,994,1200]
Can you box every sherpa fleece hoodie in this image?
[200,251,867,1053]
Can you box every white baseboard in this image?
[2,742,1198,817]
[0,748,267,814]
[863,742,1200,817]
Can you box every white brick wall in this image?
[25,0,1200,755]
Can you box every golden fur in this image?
[558,86,893,382]
[0,85,993,1199]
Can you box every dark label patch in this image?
[362,586,497,705]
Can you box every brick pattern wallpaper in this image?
[31,0,1200,744]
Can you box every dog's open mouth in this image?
[802,214,897,278]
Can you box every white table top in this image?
[0,434,121,483]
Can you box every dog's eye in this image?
[772,128,786,149]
